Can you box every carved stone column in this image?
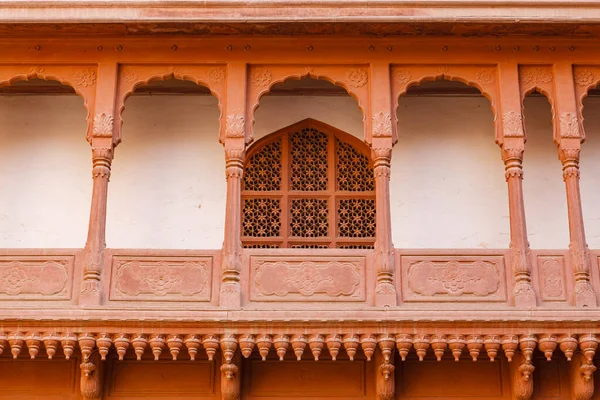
[509,353,535,400]
[501,136,536,308]
[559,140,596,307]
[571,352,596,400]
[81,114,114,305]
[80,351,104,400]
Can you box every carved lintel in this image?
[571,352,596,400]
[375,346,395,400]
[221,352,241,400]
[80,352,103,400]
[510,353,535,400]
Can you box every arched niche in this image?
[0,78,91,248]
[580,86,600,249]
[253,76,364,142]
[391,79,508,249]
[521,91,569,249]
[106,78,225,249]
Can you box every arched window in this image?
[242,119,375,249]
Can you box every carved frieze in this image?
[537,256,567,301]
[393,68,412,84]
[402,256,506,302]
[110,256,212,301]
[520,67,553,86]
[574,69,595,87]
[250,68,272,88]
[73,68,97,87]
[208,67,226,84]
[250,256,365,301]
[475,68,496,85]
[0,257,72,300]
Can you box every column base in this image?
[220,283,242,309]
[514,282,537,308]
[375,283,397,307]
[575,281,597,307]
[79,282,102,306]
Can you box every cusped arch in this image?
[116,65,226,145]
[247,65,369,143]
[521,88,559,143]
[573,67,600,142]
[0,66,97,141]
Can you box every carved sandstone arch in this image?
[518,65,560,143]
[0,65,97,141]
[246,65,368,144]
[574,65,600,142]
[115,64,226,145]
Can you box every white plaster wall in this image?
[0,96,91,248]
[581,97,600,249]
[105,96,224,249]
[392,97,509,249]
[522,97,570,249]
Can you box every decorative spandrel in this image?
[290,128,328,191]
[336,139,375,191]
[241,119,375,248]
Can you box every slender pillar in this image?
[554,63,596,307]
[80,63,118,306]
[370,63,397,307]
[499,63,536,307]
[219,63,247,309]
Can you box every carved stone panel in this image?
[0,256,73,300]
[537,256,567,302]
[401,255,507,302]
[250,256,365,301]
[110,256,212,302]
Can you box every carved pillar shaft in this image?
[372,146,396,306]
[559,144,596,306]
[502,141,536,307]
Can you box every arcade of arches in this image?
[1,32,600,400]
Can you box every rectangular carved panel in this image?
[0,256,73,300]
[537,256,567,302]
[0,359,77,397]
[109,256,212,302]
[401,255,507,302]
[250,256,365,301]
[399,359,505,398]
[108,360,215,398]
[248,360,366,397]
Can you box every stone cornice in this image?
[1,1,600,24]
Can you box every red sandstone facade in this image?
[1,2,600,399]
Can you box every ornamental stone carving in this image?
[122,68,139,84]
[226,114,245,138]
[520,67,553,85]
[250,68,272,88]
[402,256,506,301]
[92,113,114,138]
[345,68,368,88]
[208,67,226,83]
[559,112,580,138]
[502,111,525,137]
[537,256,566,301]
[393,68,412,84]
[0,259,72,299]
[111,257,212,301]
[475,68,496,84]
[251,256,365,301]
[574,69,595,87]
[372,112,393,138]
[73,68,97,87]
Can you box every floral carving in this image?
[208,67,226,83]
[73,69,97,87]
[93,113,114,138]
[559,112,580,138]
[520,67,553,85]
[437,66,450,76]
[538,257,566,300]
[226,114,245,138]
[28,66,45,76]
[372,112,393,138]
[574,69,595,87]
[1,265,35,295]
[250,68,272,88]
[0,260,70,298]
[345,68,368,88]
[112,257,211,301]
[502,111,525,137]
[393,68,412,84]
[122,68,139,84]
[475,68,496,84]
[253,259,363,300]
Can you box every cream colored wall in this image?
[1,94,598,250]
[0,96,91,248]
[105,96,224,249]
[581,97,600,249]
[392,96,509,249]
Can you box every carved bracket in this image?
[80,351,104,400]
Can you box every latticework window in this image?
[242,119,375,249]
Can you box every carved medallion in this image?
[226,114,245,138]
[475,68,496,85]
[122,68,139,84]
[537,256,566,301]
[574,69,595,87]
[345,68,368,88]
[559,112,580,138]
[93,113,114,138]
[393,68,412,84]
[0,258,72,299]
[73,69,97,87]
[520,67,553,85]
[208,67,226,84]
[502,111,525,137]
[372,112,393,138]
[250,68,272,88]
